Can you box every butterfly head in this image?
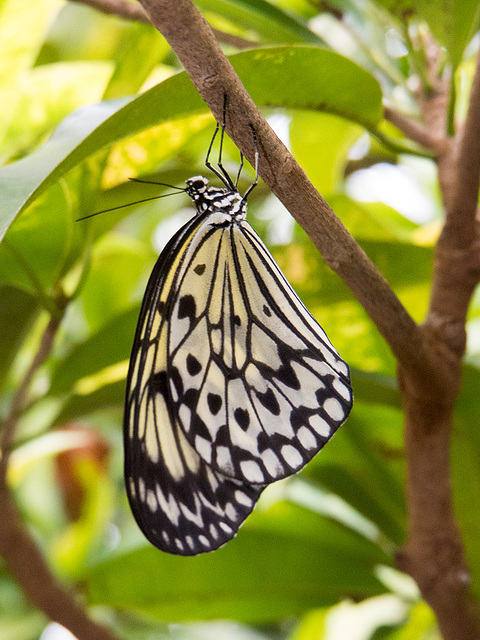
[185,175,209,200]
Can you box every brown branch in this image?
[0,316,61,480]
[69,0,257,48]
[397,35,480,640]
[136,0,444,397]
[384,105,440,151]
[71,0,150,21]
[0,483,118,640]
[0,316,119,640]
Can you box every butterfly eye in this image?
[123,103,352,555]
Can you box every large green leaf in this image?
[273,237,433,314]
[86,503,389,622]
[49,306,140,396]
[197,0,323,44]
[0,46,382,241]
[303,401,407,545]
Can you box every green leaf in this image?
[304,402,407,545]
[0,46,382,240]
[52,380,125,426]
[290,112,362,195]
[0,0,61,143]
[3,61,112,157]
[197,0,323,44]
[272,238,433,309]
[49,306,140,396]
[86,505,389,622]
[350,369,401,408]
[0,286,39,391]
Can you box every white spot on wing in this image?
[281,444,303,469]
[155,484,181,526]
[138,478,146,502]
[261,448,284,478]
[175,538,184,551]
[324,397,344,421]
[225,503,237,521]
[147,490,158,512]
[235,490,253,508]
[240,460,264,483]
[297,426,317,450]
[199,535,210,547]
[195,435,212,462]
[309,414,331,437]
[216,446,234,475]
[333,377,351,400]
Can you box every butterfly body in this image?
[124,170,352,556]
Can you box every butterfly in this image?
[123,107,352,555]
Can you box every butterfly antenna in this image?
[76,187,185,222]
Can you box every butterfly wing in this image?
[124,214,264,555]
[168,217,352,485]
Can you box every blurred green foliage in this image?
[0,0,479,638]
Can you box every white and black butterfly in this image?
[124,108,352,555]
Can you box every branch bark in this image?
[0,316,120,640]
[398,40,480,640]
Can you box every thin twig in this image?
[0,316,61,480]
[384,105,439,151]
[0,313,120,640]
[69,0,257,49]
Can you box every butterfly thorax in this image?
[186,175,246,221]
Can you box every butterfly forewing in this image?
[124,212,264,555]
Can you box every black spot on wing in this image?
[194,263,206,275]
[234,407,250,430]
[256,387,280,415]
[276,362,300,389]
[207,393,223,415]
[178,294,196,322]
[186,353,202,376]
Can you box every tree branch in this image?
[0,316,120,640]
[0,482,118,640]
[398,36,480,640]
[0,316,61,480]
[69,0,257,49]
[135,0,444,396]
[383,105,439,152]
